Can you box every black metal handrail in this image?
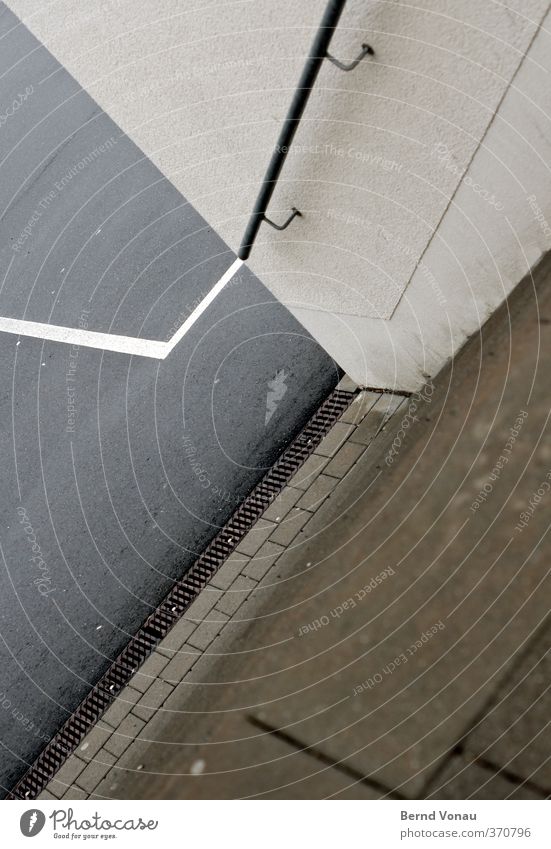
[238,0,373,261]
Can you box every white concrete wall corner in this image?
[290,4,551,393]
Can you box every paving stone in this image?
[215,575,257,616]
[324,441,365,479]
[184,586,223,623]
[314,422,355,458]
[349,394,406,446]
[44,779,63,798]
[243,540,285,581]
[183,649,224,685]
[187,608,229,651]
[236,519,277,557]
[105,714,146,757]
[161,645,200,684]
[77,723,112,761]
[375,392,408,415]
[92,739,162,799]
[288,453,329,491]
[465,623,551,791]
[426,756,544,800]
[262,487,302,522]
[100,687,142,728]
[339,390,381,424]
[90,734,162,795]
[268,507,310,546]
[132,679,174,721]
[94,713,384,800]
[209,551,249,590]
[38,790,57,800]
[296,474,337,511]
[183,618,254,685]
[129,651,170,693]
[157,617,197,657]
[91,779,123,799]
[336,375,358,393]
[63,785,89,800]
[47,756,87,796]
[75,751,116,793]
[90,740,152,799]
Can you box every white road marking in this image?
[0,258,244,358]
[165,257,243,355]
[0,316,167,358]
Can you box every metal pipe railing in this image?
[238,0,373,260]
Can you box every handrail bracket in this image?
[263,208,302,231]
[326,43,374,72]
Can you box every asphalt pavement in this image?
[0,4,339,795]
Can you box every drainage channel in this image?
[8,386,356,800]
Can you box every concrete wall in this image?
[6,0,551,389]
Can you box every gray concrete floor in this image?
[87,252,551,800]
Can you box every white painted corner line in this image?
[0,258,244,359]
[164,257,243,355]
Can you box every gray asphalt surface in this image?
[0,4,339,795]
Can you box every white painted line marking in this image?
[165,257,243,355]
[0,316,167,358]
[0,258,244,358]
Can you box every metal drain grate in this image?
[8,387,355,800]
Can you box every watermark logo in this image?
[0,85,34,130]
[527,194,551,241]
[265,369,288,425]
[515,470,551,533]
[432,141,504,211]
[385,381,434,466]
[17,507,55,597]
[298,567,395,637]
[470,409,528,511]
[20,810,45,837]
[353,620,445,695]
[50,807,158,834]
